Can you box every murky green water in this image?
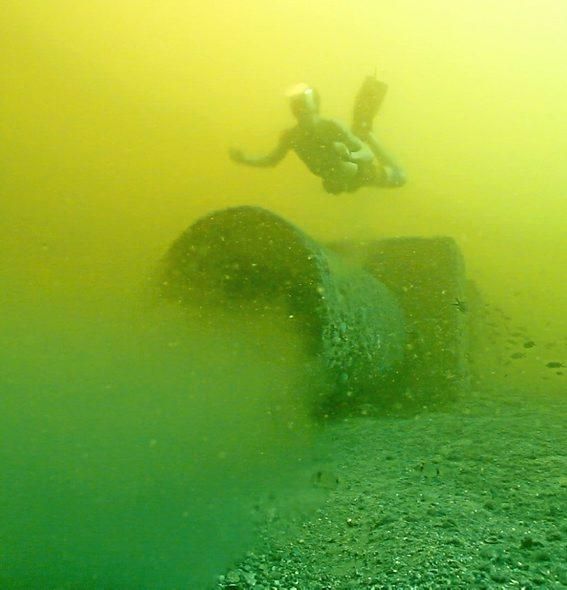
[1,293,316,587]
[1,1,565,587]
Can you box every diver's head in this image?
[286,83,320,124]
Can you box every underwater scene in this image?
[1,1,566,588]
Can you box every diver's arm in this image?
[365,132,407,187]
[332,121,374,164]
[229,130,291,168]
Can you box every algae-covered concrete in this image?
[331,237,469,410]
[158,206,471,414]
[158,206,406,415]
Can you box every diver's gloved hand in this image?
[229,147,246,164]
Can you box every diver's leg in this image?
[366,133,407,187]
[352,76,388,140]
[323,162,358,194]
[369,165,407,189]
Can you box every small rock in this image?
[226,570,240,584]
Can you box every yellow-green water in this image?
[1,1,566,587]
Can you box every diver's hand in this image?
[333,142,351,160]
[229,147,246,164]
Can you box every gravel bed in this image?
[215,386,566,589]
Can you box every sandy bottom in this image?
[216,385,566,589]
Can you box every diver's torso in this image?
[288,119,347,178]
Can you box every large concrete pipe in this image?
[157,206,407,414]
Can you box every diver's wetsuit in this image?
[229,79,406,194]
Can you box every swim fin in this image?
[351,75,388,139]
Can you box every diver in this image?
[229,79,406,194]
